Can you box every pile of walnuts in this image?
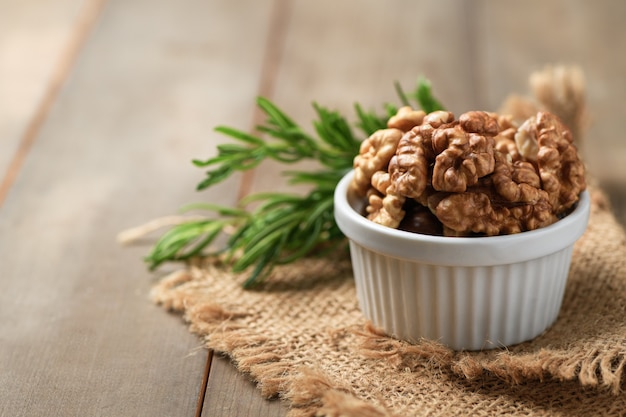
[349,107,586,236]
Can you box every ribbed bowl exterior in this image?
[334,170,590,351]
[349,241,574,351]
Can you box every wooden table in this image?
[2,1,625,415]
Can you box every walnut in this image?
[514,118,540,161]
[459,111,500,136]
[386,111,457,199]
[488,113,521,163]
[365,171,406,228]
[423,110,455,128]
[493,113,518,132]
[494,127,523,163]
[387,106,426,132]
[370,170,393,194]
[509,198,557,231]
[430,184,556,236]
[430,191,517,236]
[388,124,435,199]
[491,151,545,204]
[350,128,403,197]
[516,112,586,213]
[431,122,496,193]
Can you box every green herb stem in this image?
[145,77,444,287]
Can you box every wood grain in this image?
[1,0,625,416]
[0,0,273,415]
[0,0,99,203]
[204,355,286,417]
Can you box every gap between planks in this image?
[235,0,293,201]
[199,0,293,414]
[195,349,213,417]
[0,0,108,208]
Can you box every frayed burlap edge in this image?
[150,264,394,417]
[149,187,626,416]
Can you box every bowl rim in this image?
[334,170,591,266]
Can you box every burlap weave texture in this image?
[151,187,626,417]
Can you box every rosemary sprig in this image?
[395,76,444,113]
[145,78,443,288]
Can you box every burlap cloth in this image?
[151,186,626,416]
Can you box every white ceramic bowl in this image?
[334,170,590,351]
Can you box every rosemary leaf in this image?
[394,81,411,107]
[354,103,389,136]
[415,76,445,113]
[146,77,445,287]
[145,219,231,270]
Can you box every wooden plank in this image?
[474,0,626,182]
[204,354,287,417]
[0,0,91,193]
[0,0,274,415]
[245,0,479,195]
